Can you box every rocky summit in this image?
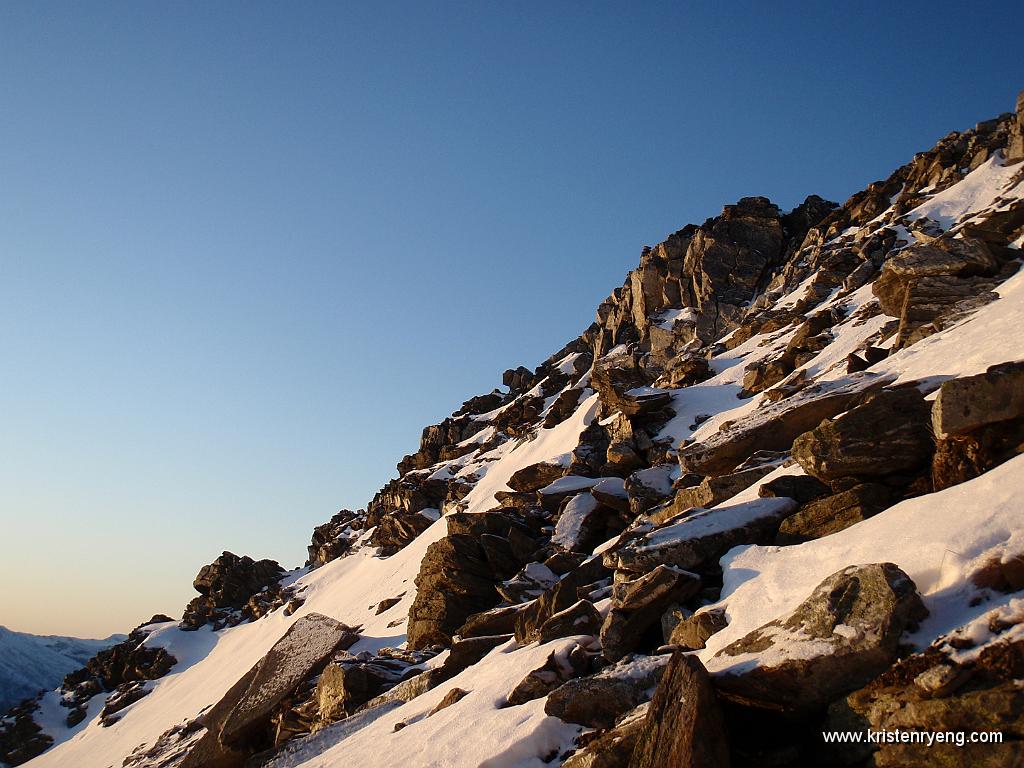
[4,92,1024,768]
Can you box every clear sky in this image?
[1,1,1020,638]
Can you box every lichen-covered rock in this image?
[826,601,1024,767]
[605,497,797,577]
[775,483,892,544]
[669,606,728,651]
[710,563,927,712]
[679,373,888,477]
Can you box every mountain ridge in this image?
[3,89,1024,768]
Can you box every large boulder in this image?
[709,563,927,712]
[872,237,1003,348]
[629,652,731,768]
[180,613,358,767]
[792,388,934,484]
[932,361,1024,438]
[604,497,797,577]
[182,551,285,630]
[408,512,540,649]
[930,361,1024,491]
[678,373,889,476]
[406,534,503,650]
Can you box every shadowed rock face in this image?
[630,652,731,768]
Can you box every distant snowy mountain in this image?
[0,626,124,712]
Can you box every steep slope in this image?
[4,90,1023,768]
[0,628,125,713]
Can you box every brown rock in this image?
[669,607,728,651]
[629,652,731,768]
[711,564,927,712]
[775,483,892,544]
[792,388,933,483]
[600,566,701,662]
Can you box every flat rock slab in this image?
[220,613,358,744]
[605,497,797,575]
[678,372,891,476]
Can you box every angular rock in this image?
[669,606,728,651]
[630,652,731,768]
[506,645,590,706]
[182,551,285,630]
[515,556,611,644]
[932,360,1024,438]
[625,464,680,516]
[710,563,927,712]
[605,497,797,577]
[457,604,525,639]
[590,477,631,514]
[668,463,779,516]
[827,616,1024,767]
[406,534,502,650]
[758,473,830,505]
[545,653,669,729]
[560,704,648,768]
[427,687,469,717]
[679,373,889,476]
[507,461,568,493]
[775,483,892,544]
[179,614,357,767]
[792,388,934,483]
[538,600,603,644]
[600,566,701,662]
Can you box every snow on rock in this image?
[266,638,583,768]
[551,494,601,551]
[700,454,1024,667]
[904,152,1023,230]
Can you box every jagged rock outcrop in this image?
[10,87,1024,768]
[406,510,542,649]
[181,551,286,630]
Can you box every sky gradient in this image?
[1,1,1021,637]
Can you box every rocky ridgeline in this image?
[4,92,1024,768]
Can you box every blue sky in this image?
[1,1,1021,637]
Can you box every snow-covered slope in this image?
[0,628,124,713]
[6,91,1024,768]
